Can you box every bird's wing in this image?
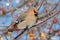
[17,12,27,22]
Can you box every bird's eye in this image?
[34,13,38,17]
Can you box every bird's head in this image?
[32,7,38,17]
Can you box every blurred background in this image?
[0,0,60,40]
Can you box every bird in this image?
[17,7,38,29]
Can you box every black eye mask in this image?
[34,13,38,17]
[34,10,38,17]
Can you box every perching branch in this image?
[13,10,60,40]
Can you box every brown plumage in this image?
[17,7,38,29]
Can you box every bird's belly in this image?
[26,18,36,28]
[17,21,27,29]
